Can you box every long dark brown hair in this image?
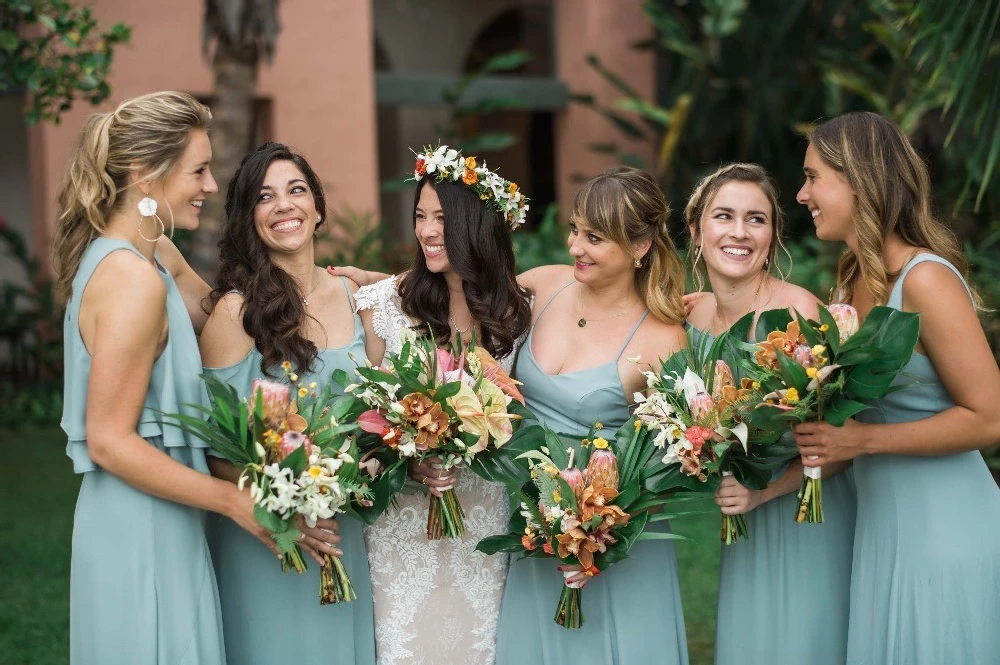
[210,142,328,376]
[398,177,531,358]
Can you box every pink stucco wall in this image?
[28,0,379,269]
[26,0,654,270]
[554,0,655,215]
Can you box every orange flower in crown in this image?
[411,144,529,230]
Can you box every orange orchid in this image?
[755,320,806,369]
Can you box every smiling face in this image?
[693,180,774,282]
[797,143,856,245]
[567,215,638,286]
[147,128,217,230]
[253,159,320,255]
[414,183,451,274]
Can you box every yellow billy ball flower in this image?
[785,387,800,403]
[593,437,609,449]
[811,345,826,356]
[818,324,830,332]
[806,367,819,379]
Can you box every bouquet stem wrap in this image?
[555,572,585,628]
[795,461,823,523]
[320,554,357,604]
[427,487,466,539]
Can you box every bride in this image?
[354,146,532,664]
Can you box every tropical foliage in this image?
[0,0,130,123]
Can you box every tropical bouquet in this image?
[741,304,919,522]
[635,341,791,544]
[163,366,382,604]
[476,422,680,629]
[333,328,528,539]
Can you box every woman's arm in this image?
[343,278,386,367]
[326,265,389,287]
[156,236,213,334]
[83,253,275,551]
[714,458,851,514]
[199,292,254,368]
[795,262,1000,462]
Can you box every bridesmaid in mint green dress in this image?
[57,92,273,664]
[199,143,377,665]
[682,163,855,664]
[795,112,1000,664]
[497,167,690,664]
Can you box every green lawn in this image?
[0,426,721,665]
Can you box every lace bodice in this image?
[354,275,521,665]
[353,275,517,374]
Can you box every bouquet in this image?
[745,304,919,522]
[635,342,790,544]
[476,423,678,629]
[164,366,379,604]
[334,329,527,539]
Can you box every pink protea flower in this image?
[585,448,619,492]
[712,361,735,400]
[792,344,814,367]
[277,430,313,461]
[559,466,584,492]
[688,392,717,421]
[828,303,859,343]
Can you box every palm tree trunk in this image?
[189,40,256,282]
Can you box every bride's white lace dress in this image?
[354,275,515,665]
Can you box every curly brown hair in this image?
[210,142,328,376]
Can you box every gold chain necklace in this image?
[576,287,640,328]
[713,273,767,334]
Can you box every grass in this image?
[0,426,722,665]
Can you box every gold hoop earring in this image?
[137,197,165,242]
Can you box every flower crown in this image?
[412,144,528,230]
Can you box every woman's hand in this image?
[326,265,389,287]
[297,517,343,566]
[408,456,457,498]
[682,292,709,317]
[558,564,598,588]
[713,475,763,515]
[226,486,281,557]
[793,418,866,466]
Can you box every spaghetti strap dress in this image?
[689,325,857,665]
[204,276,376,665]
[495,281,689,665]
[846,254,1000,665]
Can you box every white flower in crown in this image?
[411,144,529,230]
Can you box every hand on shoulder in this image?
[518,264,573,301]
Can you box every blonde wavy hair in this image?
[572,166,686,324]
[53,91,212,301]
[683,162,790,292]
[808,111,979,307]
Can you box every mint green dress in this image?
[204,277,375,665]
[62,238,225,664]
[847,254,1000,664]
[689,327,857,665]
[495,282,689,665]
